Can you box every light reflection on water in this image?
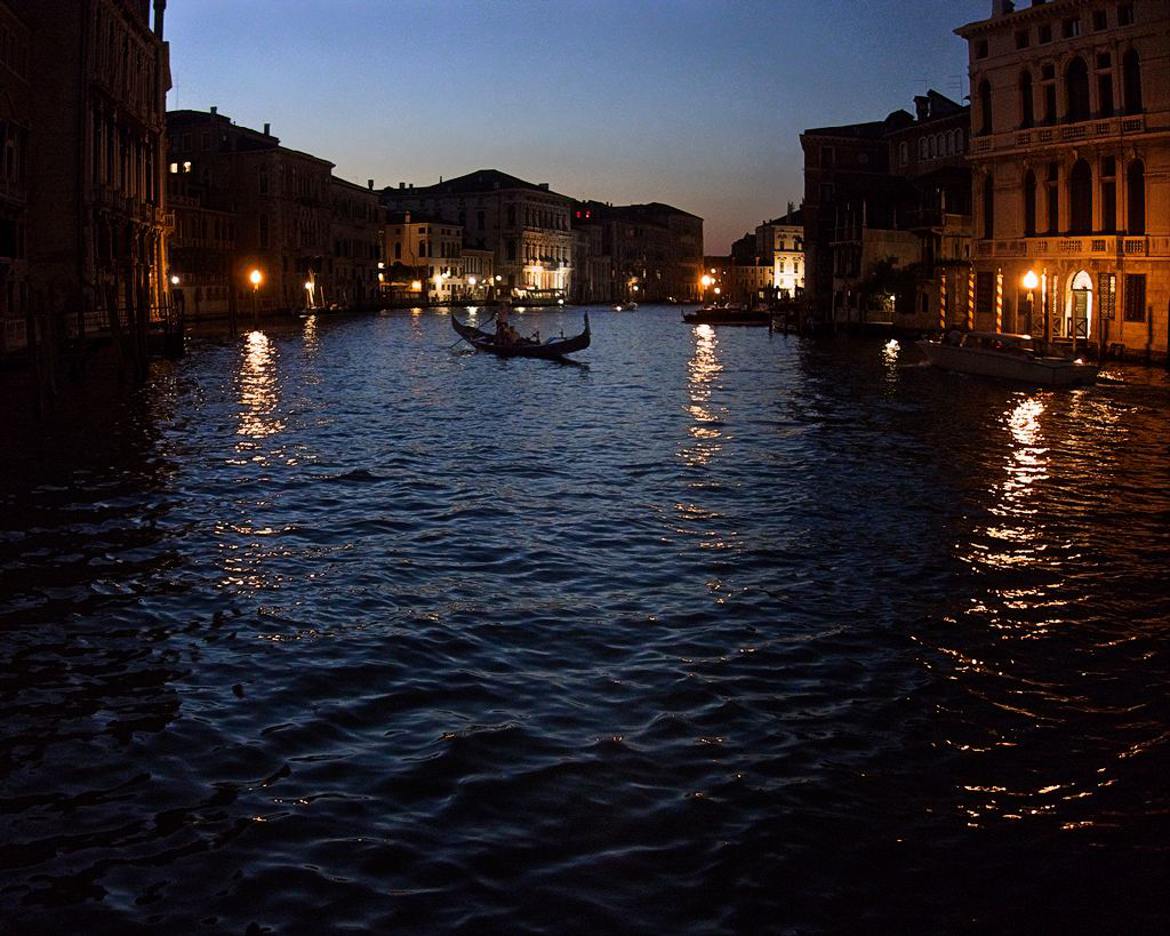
[1,311,1168,934]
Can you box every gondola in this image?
[451,312,590,359]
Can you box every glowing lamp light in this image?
[1022,270,1040,291]
[701,275,713,287]
[714,287,722,295]
[304,281,313,291]
[410,280,423,291]
[170,275,180,286]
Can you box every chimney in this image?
[914,95,930,121]
[153,0,166,38]
[210,105,217,116]
[368,179,374,190]
[399,182,406,189]
[992,0,1015,16]
[263,122,271,136]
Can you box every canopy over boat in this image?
[451,312,590,359]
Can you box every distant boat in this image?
[451,312,590,359]
[917,330,1098,387]
[614,300,638,311]
[682,303,769,326]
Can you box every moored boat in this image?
[917,330,1098,387]
[682,303,770,326]
[451,312,590,359]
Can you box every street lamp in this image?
[249,268,262,320]
[1023,270,1039,337]
[170,274,180,286]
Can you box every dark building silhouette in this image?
[3,0,172,362]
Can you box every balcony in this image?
[971,114,1148,157]
[974,234,1169,260]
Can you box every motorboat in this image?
[613,301,638,311]
[917,330,1098,387]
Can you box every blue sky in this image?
[167,0,990,253]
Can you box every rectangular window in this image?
[1015,30,1030,49]
[1118,4,1134,26]
[1092,10,1107,31]
[1123,274,1146,322]
[976,272,994,316]
[1098,273,1116,320]
[258,214,269,248]
[976,40,988,59]
[821,146,835,168]
[1062,18,1081,38]
[1038,23,1052,44]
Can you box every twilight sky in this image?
[167,0,990,253]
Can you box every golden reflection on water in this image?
[302,313,319,355]
[681,324,724,468]
[237,330,285,441]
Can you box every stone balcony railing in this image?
[970,113,1149,157]
[974,234,1169,260]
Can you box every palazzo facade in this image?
[958,0,1170,359]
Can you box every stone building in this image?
[958,0,1169,359]
[167,162,235,319]
[801,110,915,324]
[328,176,382,311]
[801,92,973,328]
[0,0,29,351]
[757,207,805,300]
[884,92,974,329]
[383,170,573,301]
[168,109,333,316]
[8,0,171,356]
[383,211,466,304]
[570,200,704,303]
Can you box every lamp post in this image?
[1022,270,1039,338]
[249,268,262,321]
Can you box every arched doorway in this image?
[1066,270,1093,339]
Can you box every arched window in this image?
[1123,49,1143,114]
[1127,160,1145,234]
[982,171,995,239]
[1024,169,1038,236]
[1069,159,1092,233]
[979,79,993,135]
[919,138,928,159]
[1020,70,1035,128]
[1066,57,1090,122]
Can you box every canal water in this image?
[1,306,1168,934]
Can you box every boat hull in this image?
[917,340,1098,387]
[451,313,589,359]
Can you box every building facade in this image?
[958,0,1170,359]
[570,200,704,303]
[328,176,382,311]
[757,207,805,299]
[802,92,973,328]
[0,0,29,351]
[9,0,171,357]
[383,170,573,301]
[168,109,334,316]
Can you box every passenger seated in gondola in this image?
[495,314,520,345]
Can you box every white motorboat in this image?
[917,330,1098,387]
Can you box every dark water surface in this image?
[2,306,1168,934]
